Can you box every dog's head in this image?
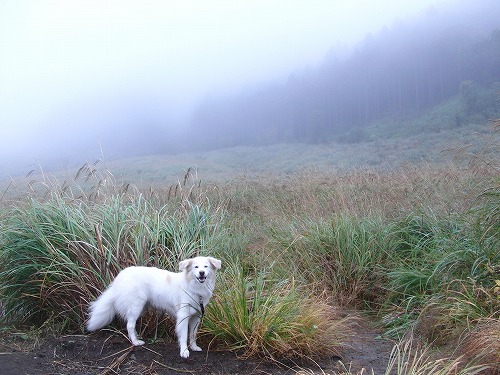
[178,256,222,284]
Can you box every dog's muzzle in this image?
[196,271,207,283]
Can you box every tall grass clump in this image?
[470,180,500,268]
[272,214,387,306]
[383,213,456,306]
[0,166,225,330]
[201,261,352,359]
[381,203,499,342]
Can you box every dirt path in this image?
[0,319,394,375]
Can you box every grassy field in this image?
[0,121,498,374]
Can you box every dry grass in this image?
[456,318,500,375]
[219,163,487,226]
[384,337,491,375]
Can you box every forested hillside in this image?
[188,1,500,149]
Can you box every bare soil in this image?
[0,318,394,375]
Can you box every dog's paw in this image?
[132,339,145,346]
[190,344,202,352]
[180,348,190,358]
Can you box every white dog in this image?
[86,256,221,358]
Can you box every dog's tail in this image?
[86,288,116,332]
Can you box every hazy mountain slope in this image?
[103,115,497,186]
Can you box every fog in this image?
[0,0,495,177]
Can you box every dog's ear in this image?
[178,259,191,272]
[208,257,222,270]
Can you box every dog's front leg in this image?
[176,311,190,358]
[188,314,202,352]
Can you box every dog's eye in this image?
[194,266,199,269]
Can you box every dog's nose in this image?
[199,270,205,276]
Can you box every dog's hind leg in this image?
[125,302,146,346]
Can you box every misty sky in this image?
[0,0,450,175]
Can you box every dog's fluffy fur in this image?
[86,256,221,358]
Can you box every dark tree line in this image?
[188,2,500,149]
